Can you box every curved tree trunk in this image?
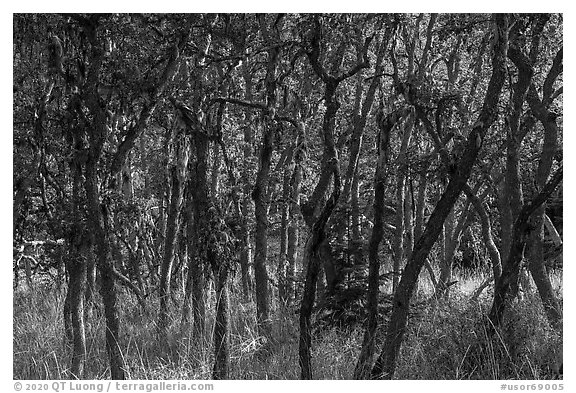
[488,169,562,330]
[466,188,502,282]
[524,44,562,330]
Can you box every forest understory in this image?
[14,265,563,380]
[13,13,563,380]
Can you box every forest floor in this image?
[13,270,563,380]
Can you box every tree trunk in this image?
[299,171,341,379]
[524,46,562,330]
[210,142,220,197]
[466,188,502,282]
[191,135,211,343]
[488,169,562,330]
[239,66,255,301]
[252,120,273,335]
[68,242,87,379]
[298,20,372,377]
[159,129,188,336]
[85,161,127,380]
[528,205,561,329]
[370,15,508,379]
[286,121,305,304]
[354,107,405,379]
[212,265,229,379]
[278,164,291,304]
[67,156,87,379]
[181,188,196,326]
[435,208,456,298]
[252,14,286,335]
[393,116,414,292]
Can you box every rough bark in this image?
[299,171,341,379]
[251,14,283,335]
[85,160,126,380]
[525,44,563,330]
[354,107,408,379]
[488,168,562,330]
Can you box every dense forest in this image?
[13,13,563,380]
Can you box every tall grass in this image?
[13,270,562,379]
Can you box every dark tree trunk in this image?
[488,169,562,330]
[299,170,341,379]
[68,157,87,379]
[528,206,561,329]
[181,187,196,326]
[298,17,372,379]
[212,266,229,379]
[85,161,127,380]
[251,14,284,335]
[252,120,273,334]
[191,135,211,343]
[466,189,502,282]
[525,45,563,330]
[354,107,406,379]
[278,164,291,304]
[370,15,508,379]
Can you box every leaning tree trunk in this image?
[498,34,536,297]
[525,45,563,330]
[370,14,508,379]
[488,169,562,330]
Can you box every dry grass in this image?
[13,270,562,380]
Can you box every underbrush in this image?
[13,272,562,380]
